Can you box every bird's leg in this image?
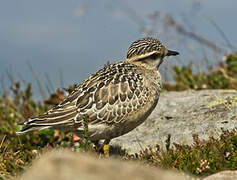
[92,140,100,150]
[92,139,110,156]
[103,139,111,145]
[103,139,111,157]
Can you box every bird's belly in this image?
[116,95,159,136]
[81,96,159,141]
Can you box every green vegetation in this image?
[163,53,237,91]
[0,53,237,179]
[0,83,94,179]
[125,131,237,177]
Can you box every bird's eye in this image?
[150,53,159,60]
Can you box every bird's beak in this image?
[167,50,179,56]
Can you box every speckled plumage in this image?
[127,37,164,59]
[18,37,179,143]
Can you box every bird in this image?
[17,37,179,146]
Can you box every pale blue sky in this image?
[0,0,236,98]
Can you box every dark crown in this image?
[127,37,164,59]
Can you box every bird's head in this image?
[126,37,179,70]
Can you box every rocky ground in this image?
[19,150,187,180]
[19,149,237,180]
[111,90,237,153]
[17,89,237,180]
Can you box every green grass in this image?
[163,53,237,90]
[125,131,237,177]
[0,53,237,179]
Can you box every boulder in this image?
[111,90,237,153]
[19,150,188,180]
[204,170,237,180]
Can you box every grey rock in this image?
[203,170,237,180]
[19,150,189,180]
[111,90,237,153]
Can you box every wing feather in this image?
[75,62,148,125]
[18,61,148,134]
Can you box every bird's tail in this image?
[17,108,78,134]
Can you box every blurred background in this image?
[1,1,237,176]
[0,0,236,99]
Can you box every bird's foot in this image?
[92,139,111,156]
[103,139,111,157]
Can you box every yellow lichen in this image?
[206,95,237,107]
